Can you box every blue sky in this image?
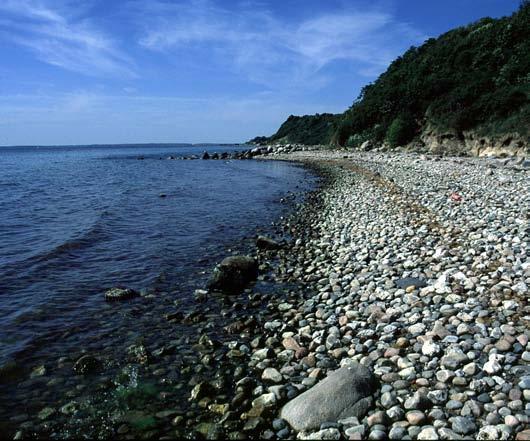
[0,0,521,145]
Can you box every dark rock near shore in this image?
[395,277,427,289]
[207,255,258,293]
[202,151,210,160]
[73,355,101,375]
[280,363,378,431]
[126,344,150,364]
[165,311,183,321]
[104,287,138,301]
[256,235,282,250]
[0,360,19,383]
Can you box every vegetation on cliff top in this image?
[252,3,529,147]
[250,113,339,145]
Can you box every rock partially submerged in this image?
[73,355,101,375]
[0,360,19,383]
[256,235,282,250]
[104,287,138,302]
[207,255,258,293]
[280,364,378,432]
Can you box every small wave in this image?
[37,215,111,263]
[0,211,112,280]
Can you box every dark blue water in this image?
[0,144,315,368]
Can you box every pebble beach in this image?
[231,149,530,440]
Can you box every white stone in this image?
[512,282,528,294]
[262,367,283,383]
[433,274,451,294]
[252,393,277,409]
[422,339,441,356]
[408,323,426,335]
[297,428,341,440]
[418,427,439,440]
[483,353,503,374]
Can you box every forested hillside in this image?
[249,113,339,146]
[252,3,529,154]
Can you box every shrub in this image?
[386,115,417,146]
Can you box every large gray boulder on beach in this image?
[207,255,258,292]
[280,364,378,432]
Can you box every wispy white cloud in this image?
[137,0,427,88]
[0,0,135,77]
[0,0,430,144]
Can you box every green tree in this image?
[386,115,417,147]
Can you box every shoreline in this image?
[6,149,530,440]
[1,155,318,440]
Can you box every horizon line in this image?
[0,141,249,148]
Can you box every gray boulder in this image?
[207,255,258,293]
[280,364,378,432]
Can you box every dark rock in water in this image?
[182,311,204,324]
[256,235,282,250]
[127,344,150,364]
[152,344,177,357]
[165,311,183,321]
[194,289,208,302]
[165,311,184,320]
[395,277,427,289]
[220,152,229,159]
[211,153,219,160]
[190,382,214,401]
[207,255,258,293]
[0,360,19,383]
[104,287,138,301]
[225,320,246,334]
[195,422,222,439]
[280,363,378,431]
[202,151,210,160]
[73,355,101,374]
[159,193,167,198]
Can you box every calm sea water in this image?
[0,144,315,368]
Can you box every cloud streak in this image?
[137,0,427,88]
[0,0,135,77]
[0,0,426,87]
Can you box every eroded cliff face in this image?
[419,124,528,157]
